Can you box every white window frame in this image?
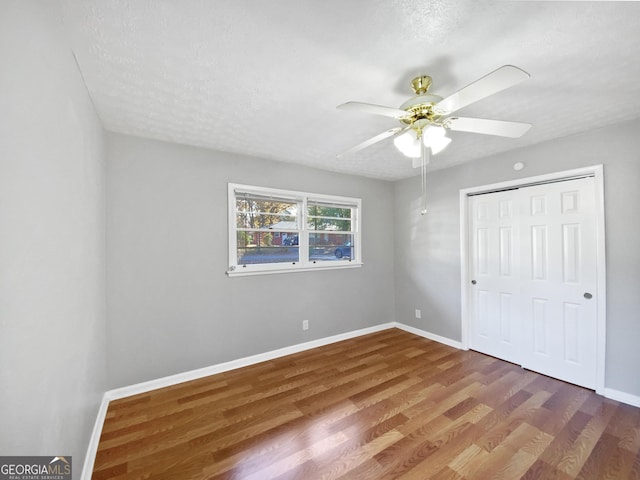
[227,183,362,277]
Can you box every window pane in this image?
[229,184,361,275]
[307,204,352,232]
[237,231,299,265]
[309,233,354,261]
[236,198,297,230]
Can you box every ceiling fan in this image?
[336,65,532,214]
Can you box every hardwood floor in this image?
[93,328,640,479]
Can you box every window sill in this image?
[226,262,363,277]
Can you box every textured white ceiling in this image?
[61,0,640,180]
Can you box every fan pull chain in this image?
[420,141,430,215]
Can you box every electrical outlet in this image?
[415,309,421,319]
[302,319,309,331]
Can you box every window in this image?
[228,184,361,276]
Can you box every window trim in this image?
[227,183,362,277]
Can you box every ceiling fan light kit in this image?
[393,129,422,158]
[337,65,532,214]
[393,125,452,159]
[422,125,451,155]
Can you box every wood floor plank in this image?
[576,431,637,480]
[391,414,488,479]
[556,399,619,477]
[93,328,640,479]
[522,459,576,480]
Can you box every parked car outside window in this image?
[334,242,353,259]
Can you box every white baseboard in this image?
[105,323,463,402]
[81,322,395,477]
[394,322,465,350]
[104,322,465,403]
[106,322,395,401]
[82,321,638,478]
[105,322,467,402]
[602,387,640,408]
[81,393,110,480]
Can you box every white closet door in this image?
[519,177,598,388]
[469,189,522,365]
[468,177,598,389]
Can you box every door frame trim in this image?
[459,165,606,394]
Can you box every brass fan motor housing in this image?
[400,104,439,125]
[397,76,445,126]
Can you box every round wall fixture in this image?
[513,162,525,171]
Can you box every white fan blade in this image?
[434,65,530,115]
[337,126,409,157]
[337,101,411,120]
[446,117,531,138]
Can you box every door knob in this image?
[584,292,593,299]
[471,280,477,285]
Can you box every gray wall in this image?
[106,133,395,388]
[0,1,107,476]
[394,119,640,397]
